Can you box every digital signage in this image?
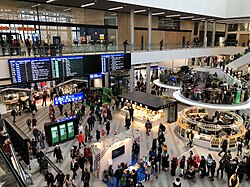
[51,126,59,145]
[67,121,75,139]
[59,124,67,142]
[89,73,103,79]
[9,56,84,83]
[54,92,84,106]
[112,145,125,159]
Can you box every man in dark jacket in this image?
[114,165,123,187]
[105,120,111,135]
[11,108,17,122]
[218,139,228,156]
[54,171,65,186]
[53,145,63,163]
[82,168,90,187]
[45,172,54,187]
[87,116,95,131]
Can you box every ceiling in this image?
[19,0,250,23]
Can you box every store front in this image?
[118,91,178,125]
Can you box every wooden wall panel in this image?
[135,15,158,28]
[239,34,249,46]
[71,8,104,25]
[117,13,130,46]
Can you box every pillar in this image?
[203,20,208,47]
[130,65,134,93]
[105,72,109,88]
[130,9,134,52]
[224,24,228,40]
[146,63,151,94]
[212,21,216,47]
[148,11,152,51]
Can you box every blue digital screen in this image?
[89,73,103,79]
[101,53,125,72]
[54,92,84,106]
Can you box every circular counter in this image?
[177,107,246,150]
[174,90,250,110]
[153,79,180,90]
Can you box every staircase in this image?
[227,52,250,70]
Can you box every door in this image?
[182,36,186,48]
[141,36,144,50]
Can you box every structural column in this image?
[148,11,152,51]
[224,23,228,40]
[130,65,134,93]
[211,21,216,47]
[130,9,134,52]
[146,63,151,94]
[203,20,208,47]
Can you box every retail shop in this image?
[118,91,178,125]
[0,87,31,113]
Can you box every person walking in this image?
[96,128,101,142]
[128,106,134,121]
[78,131,85,149]
[123,40,129,53]
[53,145,63,163]
[179,156,186,177]
[236,138,244,156]
[38,131,45,149]
[32,116,37,127]
[171,156,178,176]
[186,130,194,147]
[218,139,228,156]
[160,39,163,51]
[145,119,152,136]
[70,159,79,180]
[54,171,65,187]
[216,157,225,179]
[45,172,54,187]
[172,177,181,187]
[26,118,32,131]
[42,90,47,106]
[81,168,90,187]
[11,108,17,122]
[84,126,90,143]
[199,156,206,178]
[145,161,152,181]
[105,120,111,135]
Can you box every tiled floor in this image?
[5,102,250,187]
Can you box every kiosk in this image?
[44,116,79,146]
[118,91,178,125]
[56,79,88,95]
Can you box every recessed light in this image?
[134,9,146,13]
[108,6,124,11]
[63,8,71,12]
[31,4,40,8]
[152,12,165,16]
[166,14,181,18]
[81,2,95,8]
[46,0,56,3]
[180,16,194,19]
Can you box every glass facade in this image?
[0,0,117,49]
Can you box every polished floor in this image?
[5,101,250,187]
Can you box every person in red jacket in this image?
[84,146,90,159]
[78,131,85,149]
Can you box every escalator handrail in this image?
[0,147,27,187]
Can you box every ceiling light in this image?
[108,6,124,11]
[46,0,56,3]
[166,14,181,18]
[192,17,205,21]
[63,8,71,12]
[134,9,146,13]
[208,19,214,21]
[180,16,194,19]
[81,2,96,8]
[31,4,40,8]
[152,12,165,16]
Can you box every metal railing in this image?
[0,41,241,58]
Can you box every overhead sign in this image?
[89,73,103,79]
[54,92,84,106]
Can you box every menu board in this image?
[67,121,75,139]
[9,56,84,83]
[54,92,84,106]
[101,53,131,72]
[51,126,59,145]
[59,124,67,142]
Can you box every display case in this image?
[0,88,31,112]
[177,107,246,149]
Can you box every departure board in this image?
[101,53,131,72]
[9,56,84,83]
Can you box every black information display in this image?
[101,53,131,72]
[9,56,84,83]
[112,145,125,159]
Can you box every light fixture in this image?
[81,2,95,8]
[152,12,165,16]
[46,0,56,3]
[31,4,40,8]
[192,17,205,21]
[134,9,146,13]
[180,16,194,19]
[108,6,124,11]
[63,8,71,12]
[166,14,181,18]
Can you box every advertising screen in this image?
[59,124,67,142]
[54,92,84,106]
[51,126,59,145]
[67,121,74,139]
[112,145,125,159]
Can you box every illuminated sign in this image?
[54,92,84,106]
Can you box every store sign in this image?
[54,92,84,106]
[89,73,103,79]
[0,26,35,31]
[53,36,61,45]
